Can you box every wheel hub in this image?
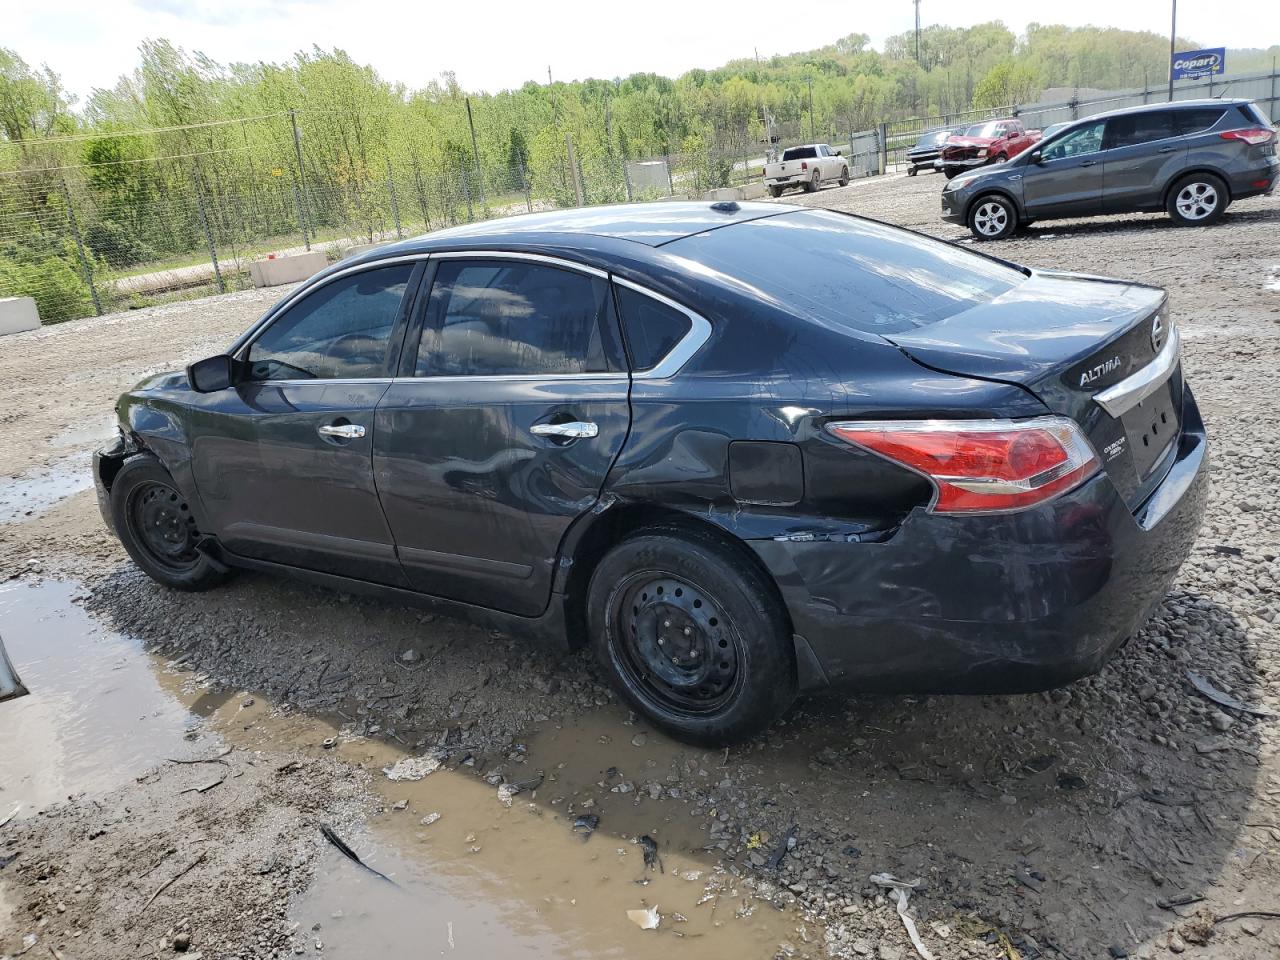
[131,482,199,567]
[620,576,737,711]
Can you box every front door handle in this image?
[1159,146,1177,153]
[530,421,598,439]
[318,423,366,440]
[1080,160,1098,167]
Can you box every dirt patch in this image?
[3,180,1280,959]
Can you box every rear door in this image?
[373,254,631,616]
[1101,110,1186,211]
[189,261,423,584]
[1022,119,1106,218]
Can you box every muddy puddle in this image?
[0,456,95,525]
[0,581,817,958]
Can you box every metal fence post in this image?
[877,123,888,175]
[465,97,488,215]
[288,108,312,250]
[622,157,633,202]
[411,158,432,231]
[59,177,102,316]
[519,157,533,212]
[663,151,675,195]
[386,160,403,240]
[566,134,585,206]
[192,170,225,294]
[462,166,475,222]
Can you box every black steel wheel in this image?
[614,573,742,715]
[110,455,232,591]
[587,526,796,745]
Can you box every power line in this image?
[0,112,289,149]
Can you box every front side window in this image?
[1106,111,1176,149]
[1040,120,1105,161]
[246,263,413,381]
[416,260,615,377]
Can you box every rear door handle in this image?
[318,423,366,440]
[1080,160,1098,167]
[1159,146,1177,153]
[530,421,598,439]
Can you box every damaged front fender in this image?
[0,633,29,702]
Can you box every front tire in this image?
[586,527,796,746]
[968,193,1018,240]
[1167,173,1228,226]
[838,165,850,186]
[907,166,918,176]
[110,456,231,591]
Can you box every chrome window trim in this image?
[229,253,431,357]
[1093,325,1182,418]
[240,377,397,387]
[428,249,609,279]
[612,276,713,380]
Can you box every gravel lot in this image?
[2,173,1279,960]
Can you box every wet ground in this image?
[2,175,1279,959]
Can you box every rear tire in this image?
[586,527,796,746]
[968,193,1018,240]
[110,456,231,591]
[1167,172,1228,226]
[804,170,820,193]
[838,166,850,186]
[767,184,783,198]
[907,166,918,177]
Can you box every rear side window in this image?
[668,210,1024,335]
[1238,103,1271,127]
[614,286,692,371]
[1106,111,1176,148]
[782,146,817,161]
[1176,108,1226,135]
[417,260,615,377]
[247,263,412,381]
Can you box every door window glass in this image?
[1105,111,1176,148]
[1040,121,1105,161]
[417,260,615,377]
[246,264,412,381]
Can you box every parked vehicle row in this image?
[940,99,1277,239]
[99,200,1209,745]
[763,143,850,195]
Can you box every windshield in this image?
[963,121,1003,138]
[916,131,949,147]
[781,146,817,160]
[667,209,1026,335]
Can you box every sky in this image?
[8,0,1277,104]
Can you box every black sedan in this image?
[95,202,1208,745]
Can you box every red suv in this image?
[939,118,1041,178]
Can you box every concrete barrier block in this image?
[739,181,767,200]
[0,296,40,335]
[702,183,769,203]
[249,251,329,288]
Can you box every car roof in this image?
[1069,98,1251,122]
[356,201,799,252]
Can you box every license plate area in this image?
[1121,380,1181,480]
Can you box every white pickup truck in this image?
[763,144,850,196]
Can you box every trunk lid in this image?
[887,271,1182,509]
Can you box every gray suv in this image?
[941,99,1277,239]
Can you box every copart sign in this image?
[1172,48,1225,80]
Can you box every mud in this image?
[2,175,1279,959]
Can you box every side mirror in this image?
[834,149,842,156]
[1029,150,1043,165]
[187,354,239,393]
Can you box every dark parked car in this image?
[905,128,955,176]
[95,202,1208,745]
[943,99,1278,239]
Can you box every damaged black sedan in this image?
[95,202,1208,745]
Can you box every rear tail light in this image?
[826,417,1100,513]
[1219,127,1275,145]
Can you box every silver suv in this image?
[941,99,1277,239]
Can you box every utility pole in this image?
[914,0,922,65]
[806,76,815,142]
[1167,0,1177,102]
[288,108,312,251]
[547,65,553,85]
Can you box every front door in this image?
[1021,120,1106,219]
[188,261,422,584]
[373,255,631,616]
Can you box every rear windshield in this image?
[669,209,1025,335]
[781,146,817,160]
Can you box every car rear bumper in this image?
[1229,155,1278,199]
[766,174,807,186]
[750,386,1209,694]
